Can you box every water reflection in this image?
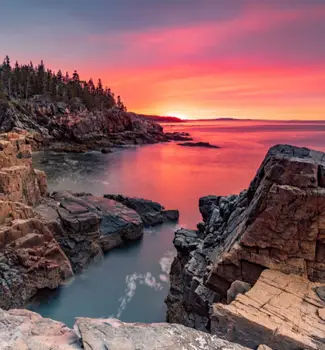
[30,119,325,326]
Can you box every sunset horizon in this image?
[1,0,324,120]
[1,2,325,348]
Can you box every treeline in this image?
[0,56,126,111]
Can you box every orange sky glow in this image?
[1,1,325,120]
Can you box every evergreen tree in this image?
[0,56,120,111]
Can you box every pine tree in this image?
[0,56,120,111]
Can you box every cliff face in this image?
[0,132,73,309]
[166,145,325,343]
[0,98,171,152]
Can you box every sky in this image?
[0,0,325,120]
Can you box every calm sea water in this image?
[30,119,325,327]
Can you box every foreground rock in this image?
[211,269,325,350]
[167,144,325,336]
[75,318,250,350]
[0,308,250,350]
[104,194,179,226]
[178,141,220,148]
[0,309,80,350]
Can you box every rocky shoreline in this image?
[0,131,179,309]
[0,98,192,152]
[166,144,325,349]
[1,124,325,349]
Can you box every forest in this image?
[0,56,126,111]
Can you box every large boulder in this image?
[75,317,249,350]
[167,144,325,331]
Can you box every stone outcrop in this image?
[0,308,250,350]
[0,132,72,309]
[211,269,325,350]
[35,191,144,273]
[167,144,325,335]
[0,131,47,205]
[0,98,190,152]
[104,194,179,226]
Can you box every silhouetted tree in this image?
[0,56,120,111]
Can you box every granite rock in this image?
[167,144,325,331]
[0,308,250,350]
[75,317,250,350]
[0,309,81,350]
[211,269,325,350]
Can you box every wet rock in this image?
[0,309,81,349]
[178,141,220,148]
[167,144,325,331]
[104,194,179,226]
[75,317,250,350]
[211,270,325,350]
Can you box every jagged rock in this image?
[0,202,73,309]
[0,309,81,349]
[0,132,47,205]
[211,270,325,350]
[104,194,179,226]
[0,99,184,152]
[167,144,325,331]
[75,318,250,350]
[35,191,144,273]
